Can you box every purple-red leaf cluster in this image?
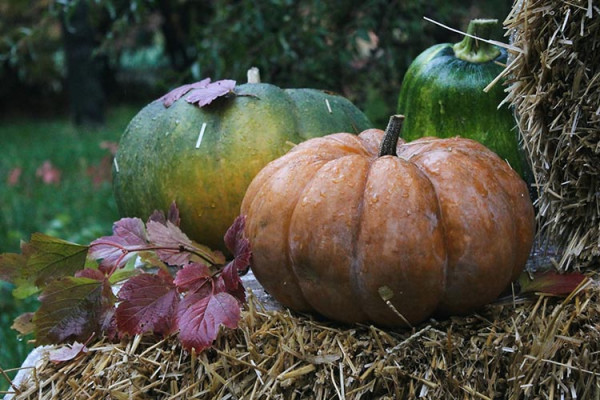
[158,78,210,108]
[159,78,236,108]
[1,202,252,354]
[113,216,250,352]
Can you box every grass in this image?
[0,105,139,393]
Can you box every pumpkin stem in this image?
[378,115,404,157]
[247,67,261,83]
[452,19,501,63]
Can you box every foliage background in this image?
[1,0,512,127]
[0,0,512,392]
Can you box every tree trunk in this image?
[156,0,194,72]
[61,1,105,126]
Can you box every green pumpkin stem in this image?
[379,115,404,157]
[452,19,501,63]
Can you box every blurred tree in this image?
[61,1,106,125]
[186,0,512,126]
[0,0,512,127]
[0,0,65,115]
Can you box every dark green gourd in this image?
[397,19,530,180]
[113,73,372,251]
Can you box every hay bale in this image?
[503,0,600,270]
[4,277,600,399]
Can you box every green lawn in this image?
[0,105,139,393]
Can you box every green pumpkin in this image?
[113,77,372,251]
[397,19,530,180]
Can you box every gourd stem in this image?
[247,67,261,83]
[452,19,501,63]
[378,115,404,157]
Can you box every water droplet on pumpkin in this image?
[210,203,216,208]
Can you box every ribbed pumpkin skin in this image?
[241,129,534,326]
[113,83,371,251]
[397,44,528,179]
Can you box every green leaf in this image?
[26,233,89,287]
[33,276,114,345]
[0,252,38,299]
[12,312,35,336]
[109,268,140,285]
[12,283,40,299]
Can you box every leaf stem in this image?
[89,242,219,269]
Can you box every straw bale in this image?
[503,0,600,270]
[4,274,600,400]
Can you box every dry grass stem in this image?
[4,275,600,399]
[504,0,600,270]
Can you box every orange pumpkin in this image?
[241,115,534,326]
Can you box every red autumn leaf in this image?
[147,210,167,226]
[99,140,119,155]
[48,341,89,364]
[116,272,179,336]
[176,291,241,352]
[159,78,211,108]
[147,201,181,228]
[89,217,148,272]
[167,201,181,227]
[185,79,236,107]
[87,155,113,188]
[146,220,194,266]
[217,268,246,304]
[36,160,61,185]
[208,216,252,304]
[100,306,118,341]
[223,215,251,274]
[75,268,106,281]
[6,167,22,187]
[113,217,148,243]
[519,270,587,296]
[173,263,212,294]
